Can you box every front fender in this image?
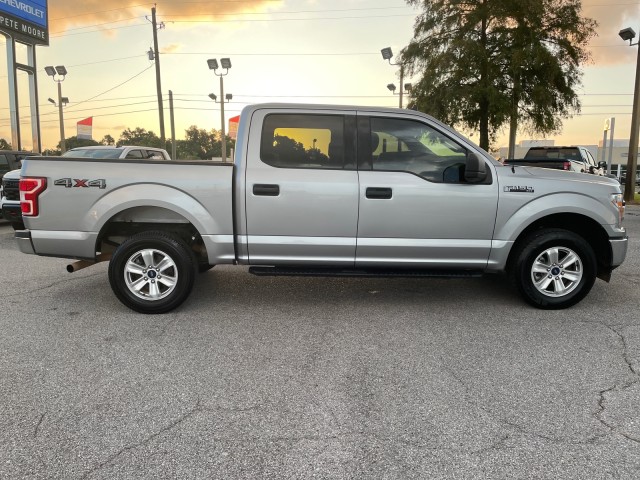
[494,192,618,242]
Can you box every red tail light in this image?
[20,177,47,216]
[562,161,571,171]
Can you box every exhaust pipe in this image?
[67,253,112,273]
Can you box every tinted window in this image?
[370,118,468,183]
[0,155,8,168]
[125,150,144,159]
[62,148,123,159]
[261,114,345,169]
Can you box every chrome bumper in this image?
[15,230,35,255]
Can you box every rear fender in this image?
[87,184,224,235]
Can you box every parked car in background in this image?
[61,145,171,160]
[0,150,32,177]
[1,169,23,228]
[620,172,640,187]
[1,151,39,223]
[504,146,605,175]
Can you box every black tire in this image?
[108,231,196,314]
[510,228,597,309]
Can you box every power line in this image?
[67,55,146,68]
[164,51,380,56]
[169,14,414,24]
[49,23,148,38]
[160,6,410,18]
[50,16,143,34]
[64,65,155,114]
[50,4,154,21]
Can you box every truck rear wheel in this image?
[511,228,596,309]
[108,231,196,314]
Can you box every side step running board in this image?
[248,267,483,278]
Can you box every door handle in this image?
[366,187,392,199]
[253,184,280,196]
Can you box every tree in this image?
[118,127,163,148]
[44,136,101,154]
[175,125,236,160]
[401,0,596,151]
[0,138,11,150]
[101,134,115,146]
[60,136,100,151]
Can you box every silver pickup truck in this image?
[15,104,628,313]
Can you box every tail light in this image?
[562,161,571,171]
[20,177,47,216]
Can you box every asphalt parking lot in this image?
[1,207,639,479]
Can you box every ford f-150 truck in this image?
[504,146,605,175]
[14,104,628,313]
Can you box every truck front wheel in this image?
[511,229,597,309]
[108,231,196,314]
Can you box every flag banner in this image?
[77,117,93,140]
[228,115,240,140]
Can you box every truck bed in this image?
[21,157,235,259]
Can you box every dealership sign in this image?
[0,0,48,45]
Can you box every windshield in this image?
[62,148,123,159]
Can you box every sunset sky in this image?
[1,0,640,153]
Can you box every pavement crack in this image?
[441,361,605,446]
[604,324,638,378]
[470,433,513,455]
[33,412,46,439]
[587,322,640,445]
[80,399,202,479]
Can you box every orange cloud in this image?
[161,43,182,54]
[584,0,640,64]
[48,1,283,34]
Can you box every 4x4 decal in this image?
[54,178,106,189]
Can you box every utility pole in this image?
[169,90,176,160]
[219,76,227,162]
[150,5,166,144]
[57,82,65,153]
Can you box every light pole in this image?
[44,65,68,153]
[619,27,640,201]
[208,92,233,161]
[381,47,407,108]
[207,58,232,162]
[386,82,412,104]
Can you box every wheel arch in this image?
[95,206,208,266]
[506,213,611,279]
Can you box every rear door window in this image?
[260,114,346,169]
[125,150,145,159]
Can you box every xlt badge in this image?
[504,186,534,193]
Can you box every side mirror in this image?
[598,161,607,169]
[465,152,488,183]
